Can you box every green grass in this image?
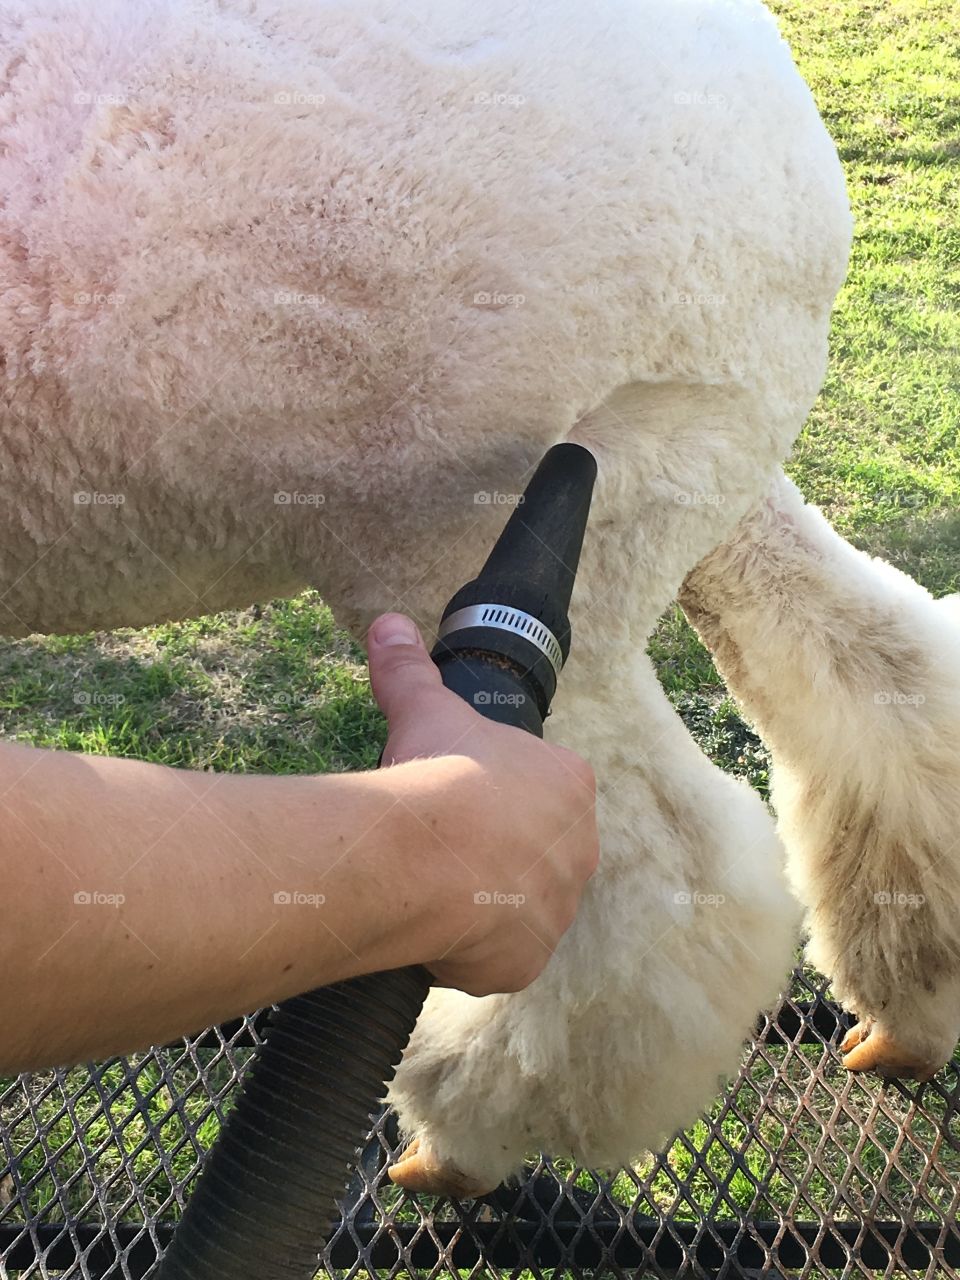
[0,1056,246,1224]
[2,0,960,1254]
[775,0,960,596]
[0,595,383,774]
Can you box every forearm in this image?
[0,741,454,1071]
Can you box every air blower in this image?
[155,441,598,1279]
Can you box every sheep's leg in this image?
[338,430,802,1196]
[680,470,960,1080]
[384,638,799,1195]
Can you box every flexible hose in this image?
[157,968,429,1277]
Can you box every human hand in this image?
[366,613,598,995]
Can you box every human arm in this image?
[0,613,597,1071]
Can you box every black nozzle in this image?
[431,443,597,726]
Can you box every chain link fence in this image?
[2,967,958,1279]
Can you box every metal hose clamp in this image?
[436,604,564,679]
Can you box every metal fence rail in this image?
[2,968,958,1279]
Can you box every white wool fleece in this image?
[5,0,922,1189]
[0,0,847,636]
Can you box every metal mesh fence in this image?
[2,967,958,1279]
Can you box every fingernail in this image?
[371,614,421,647]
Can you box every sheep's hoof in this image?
[840,1019,939,1082]
[387,1139,495,1199]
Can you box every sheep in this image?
[2,0,957,1199]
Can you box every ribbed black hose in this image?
[157,967,429,1277]
[155,443,596,1280]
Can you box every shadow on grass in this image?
[851,507,960,598]
[0,598,384,775]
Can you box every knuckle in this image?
[575,758,597,796]
[557,894,579,935]
[385,650,430,676]
[554,748,595,796]
[516,959,544,991]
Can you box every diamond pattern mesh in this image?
[2,968,958,1279]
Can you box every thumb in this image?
[366,613,444,727]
